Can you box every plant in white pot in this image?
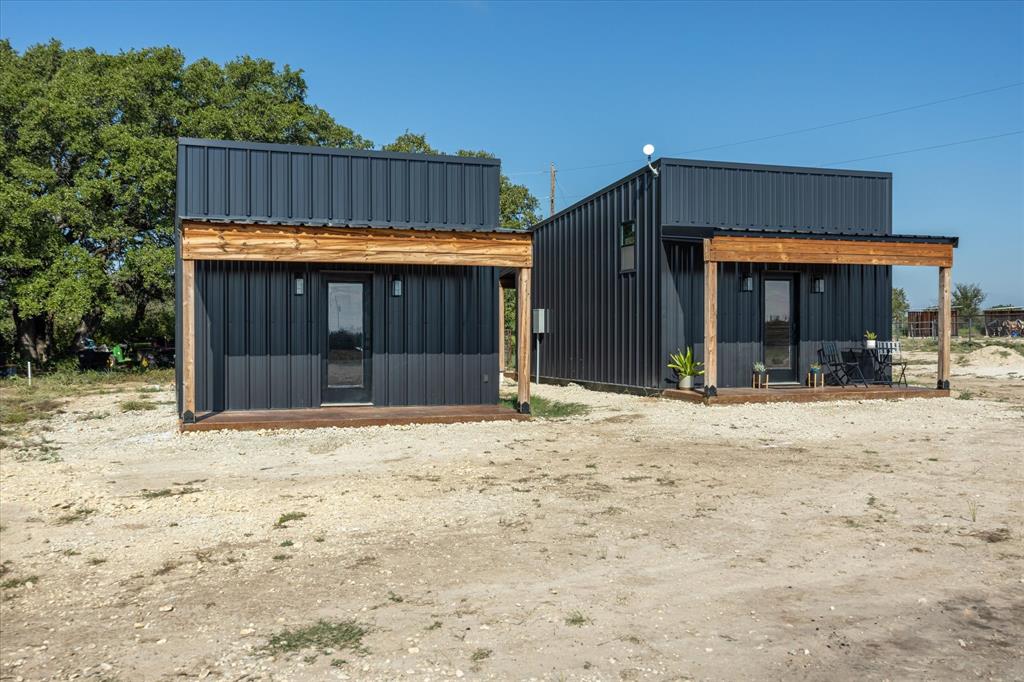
[668,347,704,389]
[863,330,877,349]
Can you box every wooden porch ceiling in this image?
[180,220,533,268]
[704,235,953,267]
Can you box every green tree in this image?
[891,287,909,335]
[382,130,439,155]
[0,40,370,363]
[952,282,986,320]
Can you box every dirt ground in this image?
[1,349,1022,681]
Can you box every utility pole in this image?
[549,162,556,217]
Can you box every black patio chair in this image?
[874,340,908,387]
[818,342,868,387]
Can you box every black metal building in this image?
[175,138,533,425]
[530,158,957,392]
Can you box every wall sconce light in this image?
[294,274,305,295]
[740,274,753,292]
[812,277,825,294]
[391,275,403,297]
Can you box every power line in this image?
[820,130,1023,166]
[540,130,1023,216]
[505,81,1024,177]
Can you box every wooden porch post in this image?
[703,252,718,397]
[937,265,951,389]
[517,267,532,413]
[498,284,505,373]
[181,258,196,423]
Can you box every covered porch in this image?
[179,220,535,431]
[665,384,948,406]
[694,230,957,402]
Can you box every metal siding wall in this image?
[177,140,500,230]
[660,244,892,388]
[191,261,497,413]
[660,162,892,235]
[531,171,660,390]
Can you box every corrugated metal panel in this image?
[189,261,499,413]
[176,138,501,231]
[531,170,661,390]
[658,159,892,235]
[660,242,892,388]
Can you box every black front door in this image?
[322,277,372,404]
[763,276,798,382]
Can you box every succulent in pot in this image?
[752,361,768,389]
[668,347,704,389]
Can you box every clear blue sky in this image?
[3,0,1022,307]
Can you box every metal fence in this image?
[894,315,1023,340]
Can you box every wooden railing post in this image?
[937,266,951,390]
[517,268,532,413]
[498,284,505,373]
[182,258,197,424]
[703,240,718,397]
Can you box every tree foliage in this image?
[1,42,540,365]
[952,282,986,319]
[0,40,370,363]
[891,287,909,333]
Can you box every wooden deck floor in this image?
[180,404,528,432]
[663,384,949,406]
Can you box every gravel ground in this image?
[1,358,1022,681]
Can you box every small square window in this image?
[620,220,636,273]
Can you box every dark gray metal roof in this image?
[659,157,891,179]
[533,157,896,236]
[661,225,958,247]
[180,216,524,234]
[176,138,501,231]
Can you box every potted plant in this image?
[808,362,823,388]
[668,347,703,389]
[752,361,768,389]
[863,330,877,349]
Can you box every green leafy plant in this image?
[864,330,878,341]
[752,361,767,374]
[667,347,704,377]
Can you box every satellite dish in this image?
[642,143,655,157]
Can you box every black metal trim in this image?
[660,225,957,246]
[177,137,501,166]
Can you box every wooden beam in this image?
[937,266,952,389]
[498,284,505,372]
[703,249,718,397]
[517,267,532,413]
[181,221,532,268]
[181,258,196,424]
[705,235,953,267]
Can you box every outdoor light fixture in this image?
[391,275,403,297]
[643,143,659,177]
[294,274,304,295]
[740,274,753,292]
[813,277,825,294]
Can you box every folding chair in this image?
[818,342,868,387]
[875,340,908,387]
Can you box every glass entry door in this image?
[763,276,797,382]
[323,278,371,404]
